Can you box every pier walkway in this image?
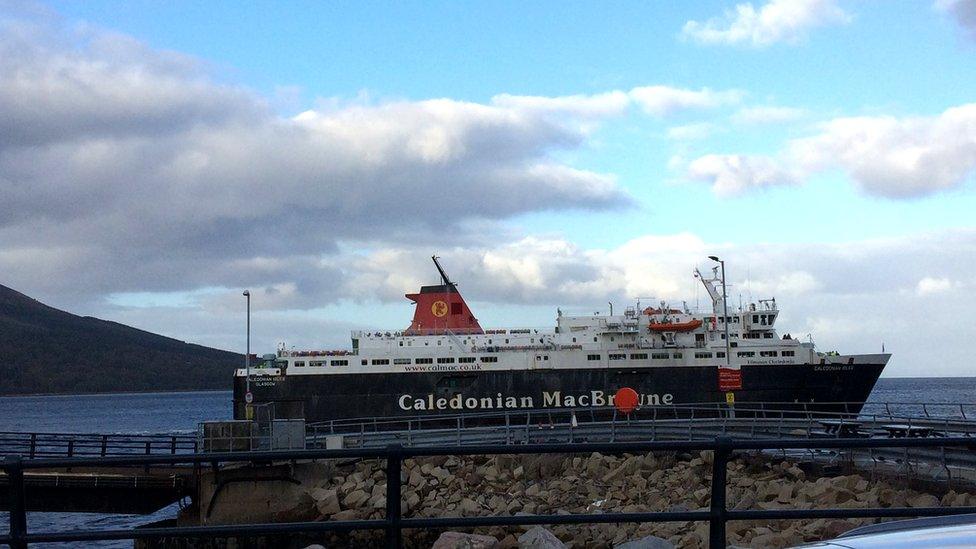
[0,433,197,513]
[3,401,976,515]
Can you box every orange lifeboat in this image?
[648,319,703,332]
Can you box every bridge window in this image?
[330,359,348,366]
[393,358,411,365]
[310,361,325,367]
[458,357,476,363]
[737,351,755,357]
[371,359,390,365]
[716,352,726,358]
[629,353,647,360]
[760,351,777,357]
[437,357,455,364]
[652,353,669,359]
[673,353,683,359]
[695,352,712,359]
[609,353,625,360]
[294,361,306,367]
[361,359,368,365]
[782,350,795,357]
[587,354,601,361]
[480,356,498,363]
[415,358,433,364]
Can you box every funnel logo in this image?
[431,300,449,317]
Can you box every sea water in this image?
[1,380,974,547]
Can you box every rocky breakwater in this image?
[215,451,976,548]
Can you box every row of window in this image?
[293,356,499,367]
[586,351,742,361]
[581,349,801,361]
[400,336,551,347]
[736,350,795,358]
[296,349,795,367]
[295,360,349,367]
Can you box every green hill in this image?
[0,284,242,395]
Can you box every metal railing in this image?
[0,432,197,458]
[307,400,976,436]
[306,401,976,449]
[4,437,976,548]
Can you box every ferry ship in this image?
[233,257,888,422]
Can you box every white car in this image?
[797,514,976,548]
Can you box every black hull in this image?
[233,363,885,423]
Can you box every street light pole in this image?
[243,290,251,396]
[708,256,731,367]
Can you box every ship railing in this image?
[5,437,976,549]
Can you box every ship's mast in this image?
[431,255,455,292]
[694,267,726,314]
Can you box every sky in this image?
[1,0,975,377]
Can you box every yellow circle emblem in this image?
[431,300,449,317]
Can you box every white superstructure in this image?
[240,266,855,378]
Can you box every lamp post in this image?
[708,256,731,367]
[243,290,251,399]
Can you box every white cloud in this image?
[732,105,808,125]
[667,122,719,141]
[493,86,745,122]
[915,276,955,295]
[0,14,634,303]
[936,0,976,40]
[682,0,851,47]
[685,154,801,196]
[742,272,822,297]
[791,104,976,197]
[0,13,757,305]
[490,91,631,119]
[629,86,744,117]
[686,103,976,198]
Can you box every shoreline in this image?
[0,388,233,399]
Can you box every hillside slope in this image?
[0,284,242,394]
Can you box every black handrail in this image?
[3,436,976,549]
[0,432,197,459]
